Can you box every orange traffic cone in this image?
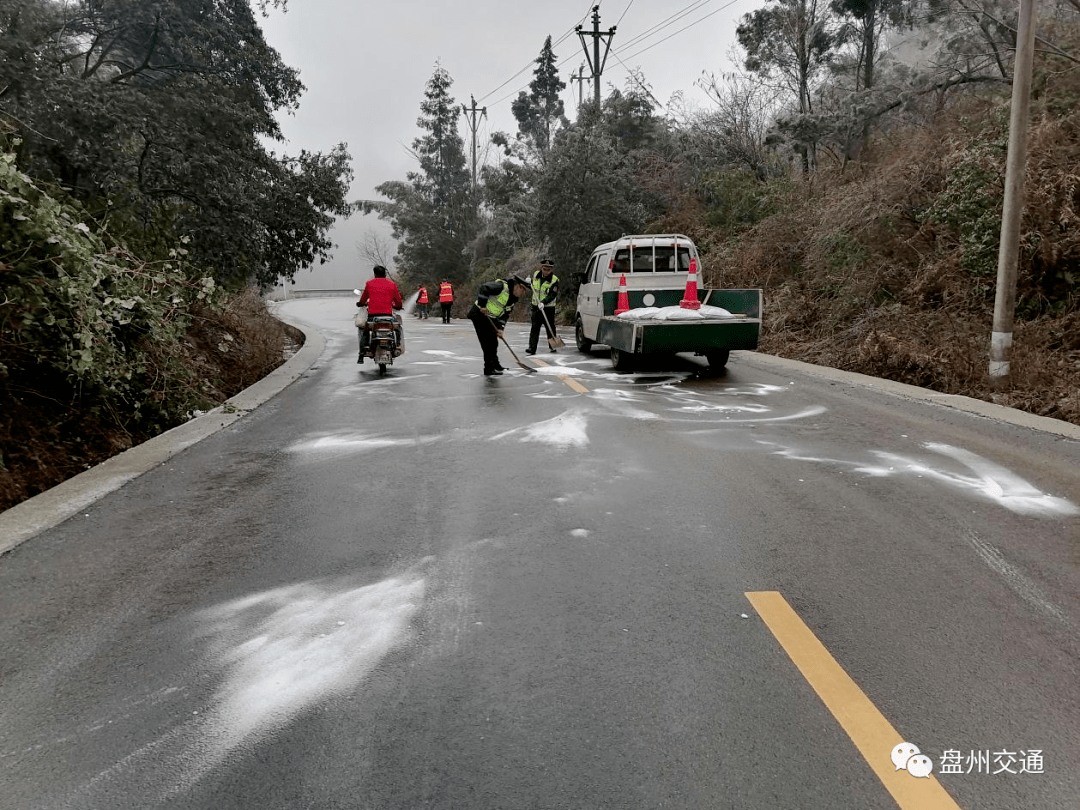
[679,257,702,309]
[614,273,631,315]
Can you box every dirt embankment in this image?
[0,291,302,513]
[664,96,1080,427]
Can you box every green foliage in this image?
[511,35,567,157]
[920,139,1005,276]
[737,0,835,114]
[0,0,353,287]
[0,147,223,421]
[534,120,659,289]
[829,0,911,91]
[816,230,869,273]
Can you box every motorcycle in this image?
[354,289,401,375]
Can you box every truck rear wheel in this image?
[610,347,634,371]
[575,318,594,353]
[706,349,730,371]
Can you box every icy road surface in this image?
[1,298,1078,810]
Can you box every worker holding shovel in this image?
[526,258,562,355]
[467,274,531,376]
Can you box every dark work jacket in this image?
[469,279,521,329]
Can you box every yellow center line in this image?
[745,591,963,810]
[529,358,590,393]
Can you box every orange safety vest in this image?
[417,287,429,304]
[439,282,454,302]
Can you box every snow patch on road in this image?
[288,432,438,455]
[881,443,1080,517]
[62,574,425,808]
[490,409,589,448]
[534,364,587,376]
[765,440,1079,517]
[200,574,425,742]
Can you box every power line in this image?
[577,5,617,105]
[480,0,737,116]
[476,6,593,103]
[615,0,716,53]
[487,32,591,109]
[616,0,742,64]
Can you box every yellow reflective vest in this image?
[531,272,558,307]
[477,280,512,319]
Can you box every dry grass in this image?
[688,90,1080,427]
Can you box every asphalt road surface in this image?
[2,297,1078,810]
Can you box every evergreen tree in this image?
[411,64,471,210]
[0,0,353,287]
[511,36,567,158]
[371,65,476,284]
[830,0,909,92]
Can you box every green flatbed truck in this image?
[574,235,762,371]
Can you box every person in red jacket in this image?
[357,265,404,363]
[416,284,430,319]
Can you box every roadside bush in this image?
[0,147,223,428]
[0,143,304,511]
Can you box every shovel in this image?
[539,306,565,349]
[486,315,537,373]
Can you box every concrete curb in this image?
[0,310,325,556]
[739,351,1080,442]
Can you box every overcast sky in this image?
[259,0,758,289]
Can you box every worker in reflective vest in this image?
[467,275,529,376]
[438,279,454,323]
[526,258,559,355]
[416,285,430,319]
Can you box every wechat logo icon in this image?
[891,742,934,778]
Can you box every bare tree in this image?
[694,68,786,180]
[356,228,397,269]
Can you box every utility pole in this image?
[570,63,589,108]
[989,0,1038,389]
[460,95,487,191]
[576,6,615,106]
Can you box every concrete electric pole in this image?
[460,96,487,191]
[576,6,616,106]
[570,64,589,108]
[989,0,1038,389]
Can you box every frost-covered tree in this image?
[510,35,568,159]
